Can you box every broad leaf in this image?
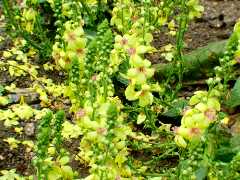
[226,78,240,108]
[163,99,188,117]
[195,166,208,180]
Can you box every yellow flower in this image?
[125,84,141,101]
[127,59,154,84]
[137,112,146,124]
[125,84,153,107]
[63,25,84,47]
[110,49,122,68]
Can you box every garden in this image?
[0,0,240,179]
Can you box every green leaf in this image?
[0,85,4,96]
[215,147,235,162]
[59,156,70,165]
[163,99,188,117]
[226,78,240,108]
[0,96,9,106]
[116,74,129,85]
[47,169,61,180]
[61,166,74,179]
[195,166,208,180]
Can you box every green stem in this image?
[175,0,188,89]
[144,147,177,165]
[3,0,52,60]
[121,0,124,33]
[144,107,157,130]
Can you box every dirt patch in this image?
[150,0,240,64]
[185,0,240,50]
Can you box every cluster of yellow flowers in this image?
[174,89,221,148]
[75,99,133,179]
[52,20,86,69]
[111,1,164,107]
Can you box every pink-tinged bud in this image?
[204,108,216,121]
[91,74,97,81]
[173,127,191,139]
[115,176,121,180]
[131,16,139,23]
[68,32,76,42]
[127,48,136,56]
[76,109,86,118]
[174,127,201,140]
[190,128,201,136]
[172,126,179,133]
[96,127,107,135]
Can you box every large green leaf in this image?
[195,166,208,180]
[163,99,188,117]
[226,78,240,108]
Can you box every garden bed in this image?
[0,0,240,179]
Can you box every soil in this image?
[150,0,240,64]
[1,0,240,178]
[186,0,240,50]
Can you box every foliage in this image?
[0,169,24,180]
[33,110,76,180]
[0,0,240,179]
[226,78,240,108]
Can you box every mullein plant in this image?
[48,0,65,46]
[52,19,86,70]
[169,83,223,179]
[111,0,164,107]
[65,21,135,179]
[215,20,240,89]
[47,110,76,180]
[65,20,114,111]
[110,0,165,131]
[173,101,240,180]
[174,20,240,150]
[49,0,112,70]
[49,0,86,69]
[33,110,75,180]
[76,100,133,179]
[34,110,53,180]
[110,0,203,114]
[172,19,240,180]
[2,0,52,60]
[174,86,222,148]
[52,110,65,151]
[114,33,162,107]
[171,0,204,87]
